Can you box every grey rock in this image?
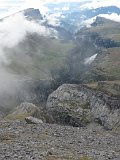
[0,120,119,160]
[46,84,120,130]
[25,116,43,124]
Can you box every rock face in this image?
[6,102,46,122]
[46,84,120,130]
[23,8,43,21]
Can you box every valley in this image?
[0,1,120,159]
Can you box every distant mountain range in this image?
[45,2,120,30]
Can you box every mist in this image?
[0,12,51,113]
[0,12,50,64]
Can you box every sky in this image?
[0,0,47,18]
[0,0,120,18]
[0,0,89,18]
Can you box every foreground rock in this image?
[0,120,119,160]
[25,116,43,124]
[46,84,120,130]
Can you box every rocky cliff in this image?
[46,84,120,131]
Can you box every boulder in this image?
[25,116,43,124]
[46,84,120,130]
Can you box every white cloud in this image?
[0,13,50,63]
[43,0,87,3]
[46,12,61,26]
[62,6,69,11]
[98,13,120,22]
[80,0,120,9]
[0,0,91,18]
[83,13,120,27]
[24,0,49,14]
[0,0,49,18]
[54,7,60,11]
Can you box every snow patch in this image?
[84,54,98,65]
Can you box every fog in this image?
[0,13,50,64]
[0,12,51,112]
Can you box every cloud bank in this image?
[46,12,61,26]
[83,13,120,27]
[80,0,120,9]
[0,10,51,109]
[0,13,50,63]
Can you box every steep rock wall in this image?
[46,84,120,130]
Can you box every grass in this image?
[5,34,75,80]
[5,106,38,120]
[76,18,120,83]
[85,80,120,97]
[88,47,120,82]
[87,18,120,43]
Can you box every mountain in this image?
[44,2,120,33]
[0,4,120,118]
[75,17,120,82]
[0,8,75,112]
[23,8,43,21]
[0,2,120,160]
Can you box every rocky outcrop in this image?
[46,84,120,130]
[96,37,120,48]
[6,102,46,122]
[23,8,43,21]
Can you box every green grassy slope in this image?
[85,80,120,97]
[87,17,120,42]
[88,47,120,81]
[4,34,74,80]
[79,18,120,82]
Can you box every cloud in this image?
[80,0,120,9]
[0,13,50,63]
[0,0,49,18]
[0,0,91,19]
[62,6,69,11]
[98,13,120,22]
[46,12,61,26]
[54,7,60,11]
[83,13,120,27]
